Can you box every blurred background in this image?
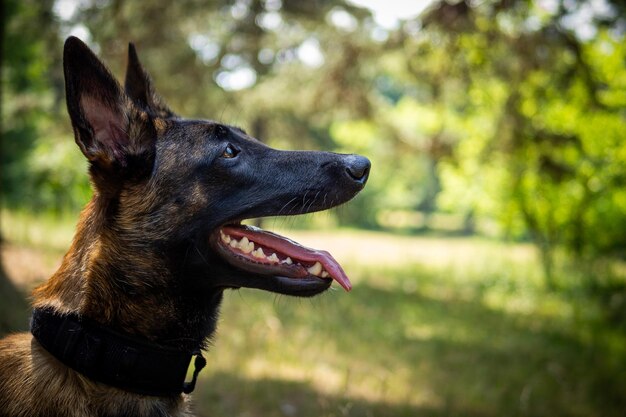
[2,0,626,415]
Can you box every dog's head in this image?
[63,36,369,301]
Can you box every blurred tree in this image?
[418,0,626,286]
[2,0,90,213]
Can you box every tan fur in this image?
[0,334,189,417]
[0,197,191,417]
[0,104,211,417]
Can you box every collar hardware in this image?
[183,351,207,394]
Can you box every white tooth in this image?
[282,257,293,265]
[242,240,254,254]
[267,253,280,263]
[307,261,322,276]
[243,241,254,254]
[229,239,239,248]
[253,248,266,259]
[238,237,249,250]
[221,232,231,244]
[320,271,329,278]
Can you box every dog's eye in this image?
[220,144,239,159]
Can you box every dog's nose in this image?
[344,155,371,185]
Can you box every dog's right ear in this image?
[125,43,177,119]
[64,37,155,175]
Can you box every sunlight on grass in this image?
[1,209,76,251]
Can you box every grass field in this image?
[2,211,625,416]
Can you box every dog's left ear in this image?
[64,36,155,176]
[125,43,177,119]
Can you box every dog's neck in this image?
[32,196,222,352]
[31,307,208,396]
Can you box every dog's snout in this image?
[344,155,371,185]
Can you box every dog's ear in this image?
[125,43,177,119]
[64,37,155,175]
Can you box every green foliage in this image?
[2,0,68,210]
[2,0,626,285]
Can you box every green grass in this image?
[1,212,625,416]
[196,259,626,417]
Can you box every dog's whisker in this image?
[306,190,321,213]
[301,190,309,211]
[286,199,300,217]
[193,244,210,266]
[182,242,193,270]
[279,196,299,216]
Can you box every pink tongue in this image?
[222,225,352,292]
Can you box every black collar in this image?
[30,308,206,397]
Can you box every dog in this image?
[0,37,370,417]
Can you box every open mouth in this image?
[211,224,351,292]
